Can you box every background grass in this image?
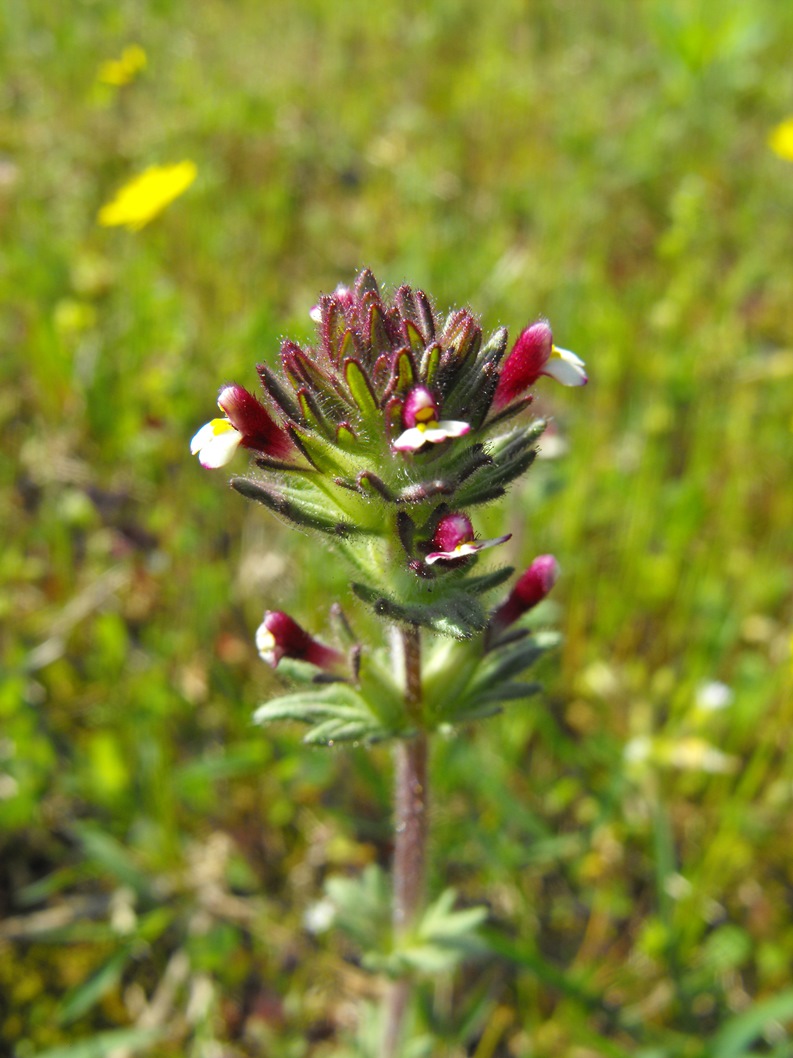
[1,0,792,1054]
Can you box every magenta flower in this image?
[425,512,511,565]
[255,611,345,672]
[191,384,295,468]
[493,321,587,411]
[489,554,559,632]
[393,386,470,453]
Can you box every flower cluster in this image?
[192,270,583,638]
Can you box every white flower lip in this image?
[425,533,511,565]
[393,419,470,452]
[255,622,277,665]
[190,418,243,468]
[544,346,588,386]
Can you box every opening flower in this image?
[493,321,587,410]
[425,512,511,565]
[98,161,197,231]
[191,384,294,468]
[190,418,244,469]
[256,611,345,673]
[393,386,470,452]
[489,554,559,633]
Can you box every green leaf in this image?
[231,476,367,537]
[253,683,396,744]
[390,890,489,975]
[480,927,602,1008]
[174,744,268,787]
[706,989,793,1058]
[488,419,548,456]
[30,1027,165,1058]
[419,888,489,940]
[324,865,391,951]
[422,639,480,719]
[257,362,303,423]
[474,680,542,704]
[297,388,331,437]
[58,945,132,1025]
[303,716,383,744]
[17,866,82,907]
[253,685,366,725]
[71,825,152,897]
[289,425,347,474]
[456,444,537,506]
[464,565,515,596]
[470,631,559,691]
[357,651,407,729]
[446,701,503,724]
[351,582,486,639]
[336,422,358,450]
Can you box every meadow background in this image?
[2,0,792,1055]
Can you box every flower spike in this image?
[193,271,586,648]
[493,321,587,410]
[256,611,345,673]
[425,512,511,565]
[393,386,470,452]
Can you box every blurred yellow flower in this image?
[98,161,197,231]
[97,44,147,87]
[769,117,793,162]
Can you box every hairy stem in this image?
[382,625,428,1058]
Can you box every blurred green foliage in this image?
[1,0,792,1054]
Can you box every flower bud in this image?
[489,555,559,632]
[190,384,295,468]
[493,321,586,410]
[256,611,345,672]
[440,308,481,362]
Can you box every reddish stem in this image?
[382,625,428,1058]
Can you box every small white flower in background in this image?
[667,737,738,775]
[664,873,693,901]
[304,897,336,934]
[696,680,734,711]
[624,733,738,775]
[623,735,652,765]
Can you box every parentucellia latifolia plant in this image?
[191,269,586,1055]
